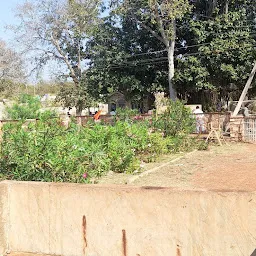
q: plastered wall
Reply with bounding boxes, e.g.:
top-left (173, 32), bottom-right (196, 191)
top-left (1, 181), bottom-right (256, 256)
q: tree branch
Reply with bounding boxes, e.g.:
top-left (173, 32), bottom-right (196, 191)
top-left (153, 2), bottom-right (169, 46)
top-left (131, 13), bottom-right (165, 45)
top-left (51, 33), bottom-right (79, 85)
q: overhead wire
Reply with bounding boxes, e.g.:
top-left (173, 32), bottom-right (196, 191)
top-left (101, 31), bottom-right (256, 61)
top-left (91, 43), bottom-right (256, 71)
top-left (88, 32), bottom-right (256, 70)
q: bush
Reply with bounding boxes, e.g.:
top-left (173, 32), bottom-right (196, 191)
top-left (0, 119), bottom-right (174, 183)
top-left (5, 94), bottom-right (57, 120)
top-left (0, 108), bottom-right (199, 183)
top-left (152, 100), bottom-right (195, 136)
top-left (5, 94), bottom-right (41, 119)
top-left (115, 107), bottom-right (140, 122)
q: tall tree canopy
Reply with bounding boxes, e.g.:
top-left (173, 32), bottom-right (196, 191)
top-left (12, 0), bottom-right (102, 114)
top-left (10, 0), bottom-right (256, 112)
top-left (0, 40), bottom-right (24, 82)
top-left (109, 0), bottom-right (192, 100)
top-left (86, 15), bottom-right (167, 110)
top-left (173, 0), bottom-right (256, 109)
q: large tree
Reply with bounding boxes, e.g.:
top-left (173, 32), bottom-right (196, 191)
top-left (173, 1), bottom-right (256, 110)
top-left (86, 15), bottom-right (167, 110)
top-left (0, 40), bottom-right (24, 82)
top-left (110, 0), bottom-right (191, 100)
top-left (12, 0), bottom-right (101, 114)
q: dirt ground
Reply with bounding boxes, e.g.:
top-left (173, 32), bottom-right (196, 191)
top-left (98, 142), bottom-right (256, 191)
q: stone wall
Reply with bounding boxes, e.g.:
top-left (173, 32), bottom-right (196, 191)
top-left (1, 181), bottom-right (256, 255)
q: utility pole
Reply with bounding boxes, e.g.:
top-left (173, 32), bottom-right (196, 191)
top-left (232, 62), bottom-right (256, 117)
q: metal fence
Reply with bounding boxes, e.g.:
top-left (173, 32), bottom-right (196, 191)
top-left (244, 117), bottom-right (256, 143)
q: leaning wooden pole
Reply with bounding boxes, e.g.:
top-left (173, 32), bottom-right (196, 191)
top-left (232, 61), bottom-right (256, 117)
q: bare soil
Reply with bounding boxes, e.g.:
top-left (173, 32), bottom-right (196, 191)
top-left (98, 142), bottom-right (256, 191)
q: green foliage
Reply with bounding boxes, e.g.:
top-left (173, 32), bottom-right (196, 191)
top-left (56, 83), bottom-right (97, 114)
top-left (5, 94), bottom-right (57, 120)
top-left (175, 5), bottom-right (256, 108)
top-left (0, 116), bottom-right (198, 183)
top-left (8, 0), bottom-right (256, 112)
top-left (87, 0), bottom-right (256, 109)
top-left (115, 107), bottom-right (139, 122)
top-left (86, 16), bottom-right (167, 102)
top-left (197, 140), bottom-right (209, 151)
top-left (152, 100), bottom-right (195, 136)
top-left (5, 94), bottom-right (41, 120)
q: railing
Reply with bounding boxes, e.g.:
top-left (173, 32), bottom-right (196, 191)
top-left (244, 117), bottom-right (256, 143)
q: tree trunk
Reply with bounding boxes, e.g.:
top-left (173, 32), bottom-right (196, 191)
top-left (207, 0), bottom-right (218, 16)
top-left (76, 105), bottom-right (83, 116)
top-left (167, 41), bottom-right (177, 100)
top-left (225, 0), bottom-right (229, 14)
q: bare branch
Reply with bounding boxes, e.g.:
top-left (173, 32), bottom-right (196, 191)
top-left (51, 33), bottom-right (79, 84)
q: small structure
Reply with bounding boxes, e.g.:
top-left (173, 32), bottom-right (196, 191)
top-left (108, 92), bottom-right (155, 114)
top-left (108, 92), bottom-right (131, 113)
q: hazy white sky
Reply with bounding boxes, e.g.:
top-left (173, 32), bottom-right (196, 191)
top-left (0, 0), bottom-right (108, 83)
top-left (0, 0), bottom-right (25, 43)
top-left (0, 0), bottom-right (58, 82)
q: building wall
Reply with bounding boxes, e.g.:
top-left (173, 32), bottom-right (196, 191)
top-left (0, 181), bottom-right (255, 256)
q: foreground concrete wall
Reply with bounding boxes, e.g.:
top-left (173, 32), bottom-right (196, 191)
top-left (3, 182), bottom-right (256, 256)
top-left (0, 182), bottom-right (8, 255)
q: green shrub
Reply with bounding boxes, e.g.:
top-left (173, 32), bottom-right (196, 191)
top-left (197, 141), bottom-right (209, 151)
top-left (0, 109), bottom-right (199, 183)
top-left (115, 107), bottom-right (139, 122)
top-left (152, 100), bottom-right (195, 136)
top-left (0, 119), bottom-right (169, 182)
top-left (5, 94), bottom-right (41, 119)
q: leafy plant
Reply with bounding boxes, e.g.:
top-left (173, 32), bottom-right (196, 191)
top-left (152, 100), bottom-right (195, 136)
top-left (115, 107), bottom-right (139, 122)
top-left (0, 107), bottom-right (199, 183)
top-left (5, 94), bottom-right (41, 120)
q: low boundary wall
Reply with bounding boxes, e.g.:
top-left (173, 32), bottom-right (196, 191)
top-left (1, 181), bottom-right (256, 256)
top-left (0, 183), bottom-right (8, 255)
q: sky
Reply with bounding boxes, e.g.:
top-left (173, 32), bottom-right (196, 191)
top-left (0, 0), bottom-right (55, 82)
top-left (0, 0), bottom-right (109, 83)
top-left (0, 0), bottom-right (24, 44)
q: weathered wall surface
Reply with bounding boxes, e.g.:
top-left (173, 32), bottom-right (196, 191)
top-left (3, 181), bottom-right (256, 256)
top-left (229, 117), bottom-right (244, 141)
top-left (0, 182), bottom-right (8, 255)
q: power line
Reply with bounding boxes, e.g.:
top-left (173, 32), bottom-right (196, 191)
top-left (92, 43), bottom-right (256, 71)
top-left (118, 31), bottom-right (256, 59)
top-left (90, 32), bottom-right (256, 67)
